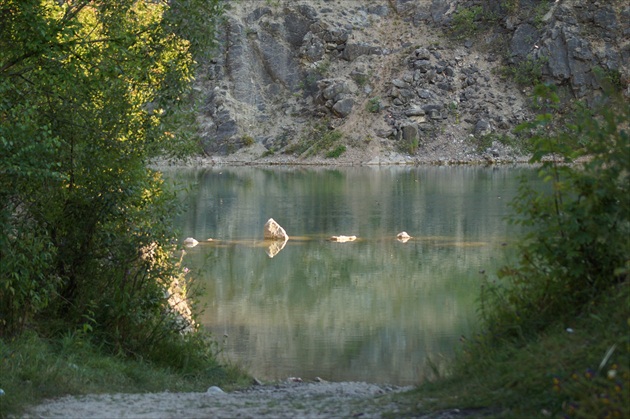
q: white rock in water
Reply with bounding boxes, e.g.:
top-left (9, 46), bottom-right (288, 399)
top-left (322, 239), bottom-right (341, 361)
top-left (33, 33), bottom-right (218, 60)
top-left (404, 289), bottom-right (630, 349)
top-left (183, 237), bottom-right (199, 248)
top-left (263, 218), bottom-right (289, 241)
top-left (396, 231), bottom-right (412, 243)
top-left (329, 235), bottom-right (357, 242)
top-left (206, 386), bottom-right (225, 395)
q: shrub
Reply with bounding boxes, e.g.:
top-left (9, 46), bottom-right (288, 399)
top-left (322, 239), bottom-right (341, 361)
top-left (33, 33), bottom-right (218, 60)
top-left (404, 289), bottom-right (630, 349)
top-left (480, 84), bottom-right (630, 340)
top-left (287, 121), bottom-right (344, 158)
top-left (503, 56), bottom-right (548, 86)
top-left (399, 136), bottom-right (419, 155)
top-left (366, 97), bottom-right (381, 113)
top-left (450, 6), bottom-right (484, 39)
top-left (242, 135), bottom-right (255, 146)
top-left (326, 145), bottom-right (346, 158)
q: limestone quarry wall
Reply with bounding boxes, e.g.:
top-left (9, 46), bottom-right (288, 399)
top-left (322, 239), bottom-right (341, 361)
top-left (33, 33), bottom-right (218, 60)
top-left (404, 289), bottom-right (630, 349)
top-left (195, 0), bottom-right (629, 163)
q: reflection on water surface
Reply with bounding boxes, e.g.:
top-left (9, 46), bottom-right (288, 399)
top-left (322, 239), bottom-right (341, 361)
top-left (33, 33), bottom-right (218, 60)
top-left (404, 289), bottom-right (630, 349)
top-left (164, 166), bottom-right (538, 385)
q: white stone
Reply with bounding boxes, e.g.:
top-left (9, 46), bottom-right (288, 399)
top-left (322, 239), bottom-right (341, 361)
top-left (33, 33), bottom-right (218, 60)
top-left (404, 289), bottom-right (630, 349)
top-left (206, 386), bottom-right (225, 395)
top-left (329, 235), bottom-right (357, 242)
top-left (263, 218), bottom-right (289, 241)
top-left (396, 233), bottom-right (411, 243)
top-left (183, 237), bottom-right (199, 248)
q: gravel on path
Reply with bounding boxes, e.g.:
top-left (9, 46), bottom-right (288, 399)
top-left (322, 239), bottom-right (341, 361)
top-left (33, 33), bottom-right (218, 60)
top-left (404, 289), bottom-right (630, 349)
top-left (23, 381), bottom-right (414, 418)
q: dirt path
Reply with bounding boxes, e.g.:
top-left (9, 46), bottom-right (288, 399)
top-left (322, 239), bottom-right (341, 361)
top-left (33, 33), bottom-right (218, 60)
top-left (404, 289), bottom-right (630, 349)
top-left (23, 381), bottom-right (415, 418)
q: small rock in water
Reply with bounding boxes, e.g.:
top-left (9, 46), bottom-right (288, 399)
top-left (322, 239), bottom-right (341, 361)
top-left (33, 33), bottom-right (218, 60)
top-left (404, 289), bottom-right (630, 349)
top-left (396, 231), bottom-right (411, 242)
top-left (183, 237), bottom-right (199, 248)
top-left (329, 235), bottom-right (357, 242)
top-left (206, 386), bottom-right (225, 395)
top-left (0, 388), bottom-right (5, 396)
top-left (264, 218), bottom-right (289, 241)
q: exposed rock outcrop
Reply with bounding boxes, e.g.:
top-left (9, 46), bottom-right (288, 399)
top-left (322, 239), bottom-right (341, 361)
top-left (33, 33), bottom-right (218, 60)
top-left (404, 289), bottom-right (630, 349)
top-left (195, 0), bottom-right (628, 164)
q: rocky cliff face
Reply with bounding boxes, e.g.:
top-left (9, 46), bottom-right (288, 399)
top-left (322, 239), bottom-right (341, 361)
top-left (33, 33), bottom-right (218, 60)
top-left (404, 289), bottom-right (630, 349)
top-left (195, 0), bottom-right (629, 164)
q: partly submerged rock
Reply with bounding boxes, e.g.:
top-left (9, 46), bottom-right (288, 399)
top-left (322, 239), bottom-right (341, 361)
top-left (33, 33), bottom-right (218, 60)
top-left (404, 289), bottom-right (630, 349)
top-left (264, 218), bottom-right (289, 241)
top-left (183, 237), bottom-right (199, 248)
top-left (329, 235), bottom-right (357, 242)
top-left (396, 231), bottom-right (412, 243)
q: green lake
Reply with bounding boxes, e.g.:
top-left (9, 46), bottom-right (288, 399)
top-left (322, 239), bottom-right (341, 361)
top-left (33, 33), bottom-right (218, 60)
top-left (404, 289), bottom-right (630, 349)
top-left (164, 166), bottom-right (539, 385)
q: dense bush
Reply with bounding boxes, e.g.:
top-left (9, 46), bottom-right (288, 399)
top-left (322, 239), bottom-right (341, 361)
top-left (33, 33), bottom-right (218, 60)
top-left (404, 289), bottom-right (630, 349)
top-left (480, 83), bottom-right (629, 340)
top-left (0, 0), bottom-right (222, 358)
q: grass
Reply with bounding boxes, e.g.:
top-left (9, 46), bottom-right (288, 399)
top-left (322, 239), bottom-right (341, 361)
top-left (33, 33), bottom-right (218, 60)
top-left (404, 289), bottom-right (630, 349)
top-left (390, 282), bottom-right (629, 418)
top-left (326, 145), bottom-right (346, 158)
top-left (286, 121), bottom-right (344, 158)
top-left (502, 56), bottom-right (548, 87)
top-left (366, 97), bottom-right (381, 113)
top-left (0, 330), bottom-right (250, 417)
top-left (450, 6), bottom-right (484, 39)
top-left (470, 130), bottom-right (538, 155)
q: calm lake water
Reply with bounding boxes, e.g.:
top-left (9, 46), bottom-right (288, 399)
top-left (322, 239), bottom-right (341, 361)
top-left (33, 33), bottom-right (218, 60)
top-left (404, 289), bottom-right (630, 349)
top-left (163, 166), bottom-right (538, 385)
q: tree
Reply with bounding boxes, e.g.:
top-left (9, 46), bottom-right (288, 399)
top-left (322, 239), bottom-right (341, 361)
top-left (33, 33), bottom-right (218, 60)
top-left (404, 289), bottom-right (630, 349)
top-left (0, 0), bottom-right (221, 352)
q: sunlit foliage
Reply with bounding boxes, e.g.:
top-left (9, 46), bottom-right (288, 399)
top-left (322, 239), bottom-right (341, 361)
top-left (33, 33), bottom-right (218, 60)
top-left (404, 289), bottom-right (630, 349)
top-left (0, 0), bottom-right (221, 356)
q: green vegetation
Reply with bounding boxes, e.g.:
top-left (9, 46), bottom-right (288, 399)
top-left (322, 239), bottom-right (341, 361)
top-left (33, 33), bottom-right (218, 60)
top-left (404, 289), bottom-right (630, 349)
top-left (447, 101), bottom-right (461, 124)
top-left (471, 132), bottom-right (534, 155)
top-left (533, 1), bottom-right (552, 28)
top-left (448, 4), bottom-right (508, 40)
top-left (0, 1), bottom-right (245, 416)
top-left (242, 135), bottom-right (256, 147)
top-left (450, 5), bottom-right (484, 39)
top-left (503, 56), bottom-right (549, 86)
top-left (399, 135), bottom-right (419, 155)
top-left (286, 121), bottom-right (344, 158)
top-left (351, 69), bottom-right (374, 89)
top-left (366, 97), bottom-right (382, 113)
top-left (264, 0), bottom-right (281, 8)
top-left (489, 85), bottom-right (629, 337)
top-left (0, 331), bottom-right (248, 416)
top-left (300, 58), bottom-right (332, 92)
top-left (599, 67), bottom-right (625, 92)
top-left (501, 0), bottom-right (519, 15)
top-left (402, 284), bottom-right (628, 418)
top-left (404, 84), bottom-right (629, 417)
top-left (326, 145), bottom-right (347, 158)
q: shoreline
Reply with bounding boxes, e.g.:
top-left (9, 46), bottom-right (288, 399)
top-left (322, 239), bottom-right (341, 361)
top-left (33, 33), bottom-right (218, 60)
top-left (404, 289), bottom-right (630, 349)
top-left (151, 149), bottom-right (535, 169)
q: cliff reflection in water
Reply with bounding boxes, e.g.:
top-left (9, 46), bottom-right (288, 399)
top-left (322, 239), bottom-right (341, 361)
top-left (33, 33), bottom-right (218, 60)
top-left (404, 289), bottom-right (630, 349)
top-left (164, 166), bottom-right (538, 385)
